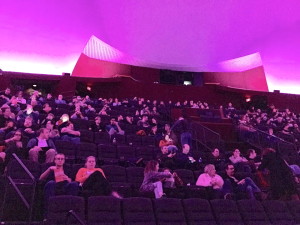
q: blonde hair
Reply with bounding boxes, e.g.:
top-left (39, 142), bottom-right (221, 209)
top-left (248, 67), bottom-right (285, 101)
top-left (204, 164), bottom-right (215, 173)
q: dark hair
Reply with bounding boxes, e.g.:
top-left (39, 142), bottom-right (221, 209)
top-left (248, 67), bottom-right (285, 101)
top-left (144, 160), bottom-right (159, 174)
top-left (247, 149), bottom-right (255, 157)
top-left (224, 163), bottom-right (234, 170)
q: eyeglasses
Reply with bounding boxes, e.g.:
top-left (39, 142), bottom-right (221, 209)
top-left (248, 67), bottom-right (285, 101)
top-left (55, 158), bottom-right (65, 160)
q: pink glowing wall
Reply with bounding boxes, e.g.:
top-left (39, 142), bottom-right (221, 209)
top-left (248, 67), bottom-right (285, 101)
top-left (1, 1), bottom-right (300, 93)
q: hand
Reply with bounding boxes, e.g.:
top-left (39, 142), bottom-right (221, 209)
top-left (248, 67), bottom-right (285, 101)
top-left (237, 179), bottom-right (245, 185)
top-left (33, 146), bottom-right (42, 151)
top-left (49, 166), bottom-right (56, 171)
top-left (63, 175), bottom-right (71, 182)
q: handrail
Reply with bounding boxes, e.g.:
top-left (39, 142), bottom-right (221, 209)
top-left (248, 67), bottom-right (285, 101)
top-left (191, 121), bottom-right (220, 137)
top-left (12, 153), bottom-right (35, 181)
top-left (7, 176), bottom-right (30, 209)
top-left (65, 210), bottom-right (86, 225)
top-left (1, 154), bottom-right (37, 223)
top-left (238, 124), bottom-right (293, 145)
top-left (237, 123), bottom-right (297, 153)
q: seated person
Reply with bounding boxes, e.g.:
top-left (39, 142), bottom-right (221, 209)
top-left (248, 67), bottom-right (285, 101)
top-left (75, 156), bottom-right (121, 198)
top-left (55, 94), bottom-right (66, 105)
top-left (45, 120), bottom-right (60, 141)
top-left (223, 163), bottom-right (262, 200)
top-left (157, 145), bottom-right (176, 170)
top-left (27, 128), bottom-right (56, 163)
top-left (0, 88), bottom-right (12, 103)
top-left (196, 164), bottom-right (224, 198)
top-left (2, 129), bottom-right (26, 164)
top-left (161, 168), bottom-right (184, 190)
top-left (246, 149), bottom-right (261, 172)
top-left (56, 114), bottom-right (70, 132)
top-left (17, 104), bottom-right (39, 123)
top-left (0, 120), bottom-right (16, 137)
top-left (17, 116), bottom-right (37, 139)
top-left (60, 122), bottom-right (81, 144)
top-left (205, 148), bottom-right (226, 171)
top-left (70, 108), bottom-right (88, 120)
top-left (106, 118), bottom-right (124, 136)
top-left (0, 107), bottom-right (15, 129)
top-left (90, 116), bottom-right (106, 132)
top-left (39, 153), bottom-right (79, 216)
top-left (229, 148), bottom-right (251, 173)
top-left (175, 144), bottom-right (196, 170)
top-left (140, 160), bottom-right (172, 198)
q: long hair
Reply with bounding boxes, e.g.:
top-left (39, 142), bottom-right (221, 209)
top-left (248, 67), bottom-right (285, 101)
top-left (144, 160), bottom-right (158, 174)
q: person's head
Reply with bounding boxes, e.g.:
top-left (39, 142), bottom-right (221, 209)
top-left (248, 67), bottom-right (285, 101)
top-left (2, 107), bottom-right (11, 117)
top-left (17, 91), bottom-right (23, 98)
top-left (60, 114), bottom-right (69, 123)
top-left (151, 125), bottom-right (157, 133)
top-left (144, 160), bottom-right (159, 173)
top-left (247, 149), bottom-right (257, 159)
top-left (58, 94), bottom-right (63, 100)
top-left (212, 148), bottom-right (220, 157)
top-left (46, 113), bottom-right (54, 120)
top-left (85, 156), bottom-right (96, 169)
top-left (13, 129), bottom-right (22, 141)
top-left (142, 115), bottom-right (148, 121)
top-left (164, 123), bottom-right (171, 132)
top-left (182, 144), bottom-right (190, 154)
top-left (54, 153), bottom-right (65, 166)
top-left (225, 163), bottom-right (235, 176)
top-left (5, 88), bottom-right (10, 95)
top-left (24, 116), bottom-right (33, 127)
top-left (26, 104), bottom-right (33, 114)
top-left (46, 120), bottom-right (55, 130)
top-left (38, 128), bottom-right (50, 140)
top-left (233, 149), bottom-right (241, 157)
top-left (161, 146), bottom-right (169, 155)
top-left (67, 122), bottom-right (74, 130)
top-left (6, 120), bottom-right (14, 128)
top-left (46, 93), bottom-right (52, 99)
top-left (117, 115), bottom-right (123, 121)
top-left (95, 116), bottom-right (101, 123)
top-left (110, 118), bottom-right (117, 125)
top-left (204, 164), bottom-right (216, 177)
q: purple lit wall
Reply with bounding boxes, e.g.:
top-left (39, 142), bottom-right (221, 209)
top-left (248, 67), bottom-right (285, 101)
top-left (1, 1), bottom-right (300, 93)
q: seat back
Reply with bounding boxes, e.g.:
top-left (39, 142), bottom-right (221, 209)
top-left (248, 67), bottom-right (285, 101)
top-left (262, 200), bottom-right (295, 225)
top-left (237, 200), bottom-right (271, 225)
top-left (210, 199), bottom-right (244, 225)
top-left (88, 196), bottom-right (122, 225)
top-left (153, 198), bottom-right (187, 225)
top-left (122, 197), bottom-right (156, 225)
top-left (47, 196), bottom-right (85, 225)
top-left (183, 198), bottom-right (216, 225)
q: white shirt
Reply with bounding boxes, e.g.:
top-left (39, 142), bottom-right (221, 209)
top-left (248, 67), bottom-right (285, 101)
top-left (196, 173), bottom-right (224, 189)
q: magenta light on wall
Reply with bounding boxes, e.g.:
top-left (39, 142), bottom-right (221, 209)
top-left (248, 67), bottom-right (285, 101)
top-left (1, 0), bottom-right (300, 93)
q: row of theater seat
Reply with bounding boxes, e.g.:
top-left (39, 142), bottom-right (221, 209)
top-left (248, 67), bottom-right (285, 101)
top-left (46, 196), bottom-right (300, 225)
top-left (7, 159), bottom-right (253, 200)
top-left (54, 141), bottom-right (160, 164)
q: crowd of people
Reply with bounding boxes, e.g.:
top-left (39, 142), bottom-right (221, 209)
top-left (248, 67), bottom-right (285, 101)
top-left (0, 87), bottom-right (299, 219)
